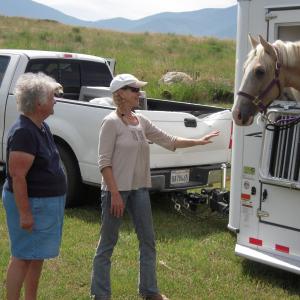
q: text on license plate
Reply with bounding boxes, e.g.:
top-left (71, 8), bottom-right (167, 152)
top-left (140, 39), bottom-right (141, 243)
top-left (170, 169), bottom-right (190, 185)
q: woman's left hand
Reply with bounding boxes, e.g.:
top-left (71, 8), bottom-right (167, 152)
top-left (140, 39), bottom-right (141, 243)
top-left (20, 210), bottom-right (34, 231)
top-left (198, 130), bottom-right (220, 145)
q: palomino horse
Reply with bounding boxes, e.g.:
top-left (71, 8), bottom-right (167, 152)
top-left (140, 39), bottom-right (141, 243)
top-left (232, 34), bottom-right (300, 126)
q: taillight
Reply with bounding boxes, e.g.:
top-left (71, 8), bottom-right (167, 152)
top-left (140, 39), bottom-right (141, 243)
top-left (228, 121), bottom-right (233, 149)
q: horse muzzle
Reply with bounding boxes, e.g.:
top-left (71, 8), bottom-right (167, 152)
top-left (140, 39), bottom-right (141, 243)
top-left (232, 103), bottom-right (255, 126)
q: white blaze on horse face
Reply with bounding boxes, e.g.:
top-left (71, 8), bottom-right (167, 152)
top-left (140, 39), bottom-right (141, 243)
top-left (232, 43), bottom-right (280, 126)
top-left (232, 56), bottom-right (262, 125)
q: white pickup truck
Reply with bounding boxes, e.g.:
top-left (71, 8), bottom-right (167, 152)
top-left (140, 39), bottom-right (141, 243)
top-left (0, 49), bottom-right (232, 206)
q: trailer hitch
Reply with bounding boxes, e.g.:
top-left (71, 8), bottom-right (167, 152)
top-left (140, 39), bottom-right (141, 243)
top-left (170, 188), bottom-right (230, 218)
top-left (208, 188), bottom-right (230, 215)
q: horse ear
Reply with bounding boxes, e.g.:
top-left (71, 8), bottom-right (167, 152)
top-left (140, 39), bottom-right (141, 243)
top-left (248, 34), bottom-right (259, 49)
top-left (259, 35), bottom-right (277, 60)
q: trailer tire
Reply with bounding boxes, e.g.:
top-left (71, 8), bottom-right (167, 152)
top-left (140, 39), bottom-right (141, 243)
top-left (56, 144), bottom-right (82, 207)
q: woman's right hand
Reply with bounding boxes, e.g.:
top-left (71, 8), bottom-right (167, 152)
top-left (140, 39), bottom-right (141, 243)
top-left (20, 211), bottom-right (34, 231)
top-left (110, 191), bottom-right (125, 218)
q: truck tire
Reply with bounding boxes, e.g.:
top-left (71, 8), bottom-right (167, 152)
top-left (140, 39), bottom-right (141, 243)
top-left (56, 144), bottom-right (82, 207)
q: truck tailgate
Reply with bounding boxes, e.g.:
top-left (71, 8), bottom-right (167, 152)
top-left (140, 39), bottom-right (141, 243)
top-left (139, 110), bottom-right (232, 169)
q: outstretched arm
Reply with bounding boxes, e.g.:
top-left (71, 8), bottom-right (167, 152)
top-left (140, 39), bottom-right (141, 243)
top-left (174, 130), bottom-right (220, 148)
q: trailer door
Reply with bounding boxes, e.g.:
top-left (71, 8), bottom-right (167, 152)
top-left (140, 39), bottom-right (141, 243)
top-left (260, 183), bottom-right (300, 230)
top-left (256, 7), bottom-right (300, 257)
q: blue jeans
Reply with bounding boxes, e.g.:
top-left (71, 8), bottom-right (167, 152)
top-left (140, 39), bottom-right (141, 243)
top-left (91, 188), bottom-right (159, 299)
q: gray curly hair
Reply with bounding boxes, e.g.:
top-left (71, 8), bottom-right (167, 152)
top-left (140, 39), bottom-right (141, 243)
top-left (15, 72), bottom-right (62, 114)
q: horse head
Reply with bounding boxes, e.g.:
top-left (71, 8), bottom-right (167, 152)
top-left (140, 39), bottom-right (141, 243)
top-left (232, 34), bottom-right (283, 126)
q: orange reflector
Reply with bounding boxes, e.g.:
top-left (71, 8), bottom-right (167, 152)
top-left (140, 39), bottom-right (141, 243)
top-left (249, 237), bottom-right (262, 246)
top-left (63, 53), bottom-right (73, 58)
top-left (275, 244), bottom-right (289, 254)
top-left (241, 193), bottom-right (251, 200)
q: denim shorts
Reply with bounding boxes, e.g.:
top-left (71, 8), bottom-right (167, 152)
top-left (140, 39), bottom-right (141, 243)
top-left (2, 189), bottom-right (65, 260)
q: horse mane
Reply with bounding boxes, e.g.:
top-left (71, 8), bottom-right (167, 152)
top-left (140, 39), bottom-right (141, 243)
top-left (244, 39), bottom-right (300, 70)
top-left (273, 39), bottom-right (300, 67)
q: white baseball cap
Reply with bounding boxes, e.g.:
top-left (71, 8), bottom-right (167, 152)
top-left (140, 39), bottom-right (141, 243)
top-left (110, 74), bottom-right (147, 93)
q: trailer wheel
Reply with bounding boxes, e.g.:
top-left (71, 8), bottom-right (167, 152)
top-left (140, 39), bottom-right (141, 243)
top-left (56, 144), bottom-right (82, 207)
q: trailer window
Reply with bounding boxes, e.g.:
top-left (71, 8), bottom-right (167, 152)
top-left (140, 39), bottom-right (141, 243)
top-left (278, 25), bottom-right (300, 41)
top-left (0, 56), bottom-right (10, 87)
top-left (260, 110), bottom-right (300, 188)
top-left (269, 115), bottom-right (300, 182)
top-left (269, 16), bottom-right (300, 102)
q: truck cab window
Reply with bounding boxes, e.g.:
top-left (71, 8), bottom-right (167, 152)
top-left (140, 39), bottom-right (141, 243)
top-left (27, 62), bottom-right (59, 82)
top-left (0, 56), bottom-right (10, 87)
top-left (81, 61), bottom-right (113, 87)
top-left (59, 62), bottom-right (80, 100)
top-left (26, 59), bottom-right (81, 100)
top-left (26, 59), bottom-right (112, 100)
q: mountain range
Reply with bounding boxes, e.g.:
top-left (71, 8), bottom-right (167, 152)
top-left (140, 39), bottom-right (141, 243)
top-left (0, 0), bottom-right (237, 39)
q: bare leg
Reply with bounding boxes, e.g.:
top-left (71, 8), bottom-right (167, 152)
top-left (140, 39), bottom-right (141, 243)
top-left (6, 257), bottom-right (31, 300)
top-left (24, 260), bottom-right (44, 300)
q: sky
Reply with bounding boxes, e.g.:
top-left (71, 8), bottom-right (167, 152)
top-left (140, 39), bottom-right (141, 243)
top-left (33, 0), bottom-right (237, 21)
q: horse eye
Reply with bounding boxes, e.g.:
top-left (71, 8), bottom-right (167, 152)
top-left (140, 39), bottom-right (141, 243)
top-left (255, 67), bottom-right (265, 78)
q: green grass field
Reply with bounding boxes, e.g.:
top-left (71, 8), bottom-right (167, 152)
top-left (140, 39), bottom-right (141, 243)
top-left (1, 193), bottom-right (300, 300)
top-left (0, 15), bottom-right (235, 105)
top-left (1, 14), bottom-right (300, 300)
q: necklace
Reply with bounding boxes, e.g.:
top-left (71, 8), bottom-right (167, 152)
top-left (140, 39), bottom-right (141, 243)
top-left (117, 109), bottom-right (126, 117)
top-left (116, 109), bottom-right (138, 125)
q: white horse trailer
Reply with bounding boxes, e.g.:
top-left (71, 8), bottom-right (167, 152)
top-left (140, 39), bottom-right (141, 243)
top-left (229, 0), bottom-right (300, 274)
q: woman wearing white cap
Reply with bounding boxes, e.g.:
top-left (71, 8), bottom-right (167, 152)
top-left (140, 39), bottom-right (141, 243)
top-left (91, 74), bottom-right (219, 300)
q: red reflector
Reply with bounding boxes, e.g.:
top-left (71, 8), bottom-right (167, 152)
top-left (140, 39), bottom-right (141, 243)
top-left (275, 244), bottom-right (289, 254)
top-left (63, 53), bottom-right (73, 58)
top-left (241, 193), bottom-right (251, 200)
top-left (249, 237), bottom-right (262, 246)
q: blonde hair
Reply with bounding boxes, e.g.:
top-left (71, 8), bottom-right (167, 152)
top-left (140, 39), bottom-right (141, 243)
top-left (112, 90), bottom-right (125, 107)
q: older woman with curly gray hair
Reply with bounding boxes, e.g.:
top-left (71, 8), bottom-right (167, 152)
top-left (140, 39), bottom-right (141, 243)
top-left (2, 72), bottom-right (66, 300)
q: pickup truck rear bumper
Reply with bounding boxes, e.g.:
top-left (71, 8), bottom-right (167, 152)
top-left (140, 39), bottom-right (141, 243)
top-left (150, 163), bottom-right (228, 192)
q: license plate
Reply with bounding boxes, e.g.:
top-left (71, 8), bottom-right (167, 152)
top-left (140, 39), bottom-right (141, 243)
top-left (170, 169), bottom-right (190, 185)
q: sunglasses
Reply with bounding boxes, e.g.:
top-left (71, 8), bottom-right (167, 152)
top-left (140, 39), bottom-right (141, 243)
top-left (122, 86), bottom-right (140, 93)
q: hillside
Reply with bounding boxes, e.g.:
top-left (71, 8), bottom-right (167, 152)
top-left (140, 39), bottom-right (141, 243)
top-left (0, 15), bottom-right (236, 104)
top-left (0, 0), bottom-right (237, 39)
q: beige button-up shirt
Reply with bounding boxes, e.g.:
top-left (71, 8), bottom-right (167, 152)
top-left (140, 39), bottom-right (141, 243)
top-left (98, 111), bottom-right (176, 191)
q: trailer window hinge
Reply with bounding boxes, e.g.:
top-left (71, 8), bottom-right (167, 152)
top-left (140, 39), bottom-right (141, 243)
top-left (265, 12), bottom-right (277, 21)
top-left (257, 209), bottom-right (269, 218)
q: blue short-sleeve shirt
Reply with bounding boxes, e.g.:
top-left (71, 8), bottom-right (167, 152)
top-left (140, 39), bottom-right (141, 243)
top-left (4, 115), bottom-right (67, 197)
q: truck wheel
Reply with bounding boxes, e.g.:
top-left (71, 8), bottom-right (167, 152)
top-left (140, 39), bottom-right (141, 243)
top-left (56, 144), bottom-right (82, 207)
